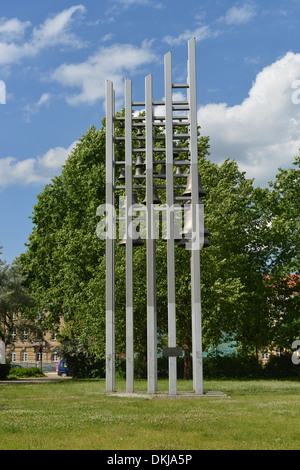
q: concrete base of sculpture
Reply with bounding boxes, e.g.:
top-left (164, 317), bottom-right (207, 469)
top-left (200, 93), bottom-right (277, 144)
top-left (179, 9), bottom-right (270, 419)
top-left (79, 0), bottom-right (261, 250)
top-left (106, 390), bottom-right (229, 399)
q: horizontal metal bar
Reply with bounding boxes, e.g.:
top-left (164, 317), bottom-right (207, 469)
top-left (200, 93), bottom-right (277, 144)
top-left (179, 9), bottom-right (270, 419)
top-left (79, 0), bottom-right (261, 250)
top-left (173, 106), bottom-right (189, 111)
top-left (172, 83), bottom-right (189, 88)
top-left (133, 147), bottom-right (188, 153)
top-left (154, 115), bottom-right (189, 120)
top-left (154, 174), bottom-right (188, 179)
top-left (152, 148), bottom-right (189, 153)
top-left (153, 160), bottom-right (190, 165)
top-left (173, 160), bottom-right (190, 165)
top-left (173, 134), bottom-right (190, 139)
top-left (132, 147), bottom-right (188, 153)
top-left (114, 185), bottom-right (147, 190)
top-left (172, 101), bottom-right (188, 105)
top-left (172, 121), bottom-right (190, 126)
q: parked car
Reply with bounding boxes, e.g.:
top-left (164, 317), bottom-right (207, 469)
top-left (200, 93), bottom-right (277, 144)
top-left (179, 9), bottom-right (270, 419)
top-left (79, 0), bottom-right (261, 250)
top-left (10, 364), bottom-right (22, 368)
top-left (57, 359), bottom-right (71, 377)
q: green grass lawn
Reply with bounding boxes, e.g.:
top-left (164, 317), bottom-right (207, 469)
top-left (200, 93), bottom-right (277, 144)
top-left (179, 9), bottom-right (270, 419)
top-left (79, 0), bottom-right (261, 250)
top-left (0, 378), bottom-right (299, 450)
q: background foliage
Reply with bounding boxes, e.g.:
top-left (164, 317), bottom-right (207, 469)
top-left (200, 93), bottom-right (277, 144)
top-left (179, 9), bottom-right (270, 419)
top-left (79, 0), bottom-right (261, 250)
top-left (17, 119), bottom-right (300, 377)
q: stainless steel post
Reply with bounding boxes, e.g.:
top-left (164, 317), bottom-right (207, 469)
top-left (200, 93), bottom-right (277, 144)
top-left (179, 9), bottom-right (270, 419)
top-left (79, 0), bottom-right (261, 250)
top-left (164, 51), bottom-right (177, 395)
top-left (145, 74), bottom-right (157, 394)
top-left (105, 80), bottom-right (116, 392)
top-left (125, 79), bottom-right (134, 393)
top-left (188, 38), bottom-right (203, 395)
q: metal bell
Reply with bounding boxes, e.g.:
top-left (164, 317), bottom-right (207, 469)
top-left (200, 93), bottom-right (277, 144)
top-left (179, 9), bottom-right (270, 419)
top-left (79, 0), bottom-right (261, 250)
top-left (177, 237), bottom-right (211, 249)
top-left (181, 207), bottom-right (211, 238)
top-left (142, 186), bottom-right (161, 204)
top-left (119, 167), bottom-right (125, 180)
top-left (152, 186), bottom-right (162, 204)
top-left (178, 204), bottom-right (211, 249)
top-left (175, 166), bottom-right (184, 175)
top-left (135, 155), bottom-right (145, 167)
top-left (182, 173), bottom-right (207, 197)
top-left (120, 192), bottom-right (140, 209)
top-left (134, 167), bottom-right (145, 177)
top-left (132, 191), bottom-right (139, 206)
top-left (160, 165), bottom-right (166, 176)
top-left (120, 222), bottom-right (144, 247)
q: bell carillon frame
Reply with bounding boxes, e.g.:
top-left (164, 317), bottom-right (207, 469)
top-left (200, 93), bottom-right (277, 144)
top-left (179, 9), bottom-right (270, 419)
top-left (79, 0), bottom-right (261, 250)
top-left (104, 38), bottom-right (210, 396)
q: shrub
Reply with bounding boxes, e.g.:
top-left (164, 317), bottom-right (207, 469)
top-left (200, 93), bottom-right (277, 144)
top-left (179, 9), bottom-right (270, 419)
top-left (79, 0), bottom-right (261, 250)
top-left (7, 367), bottom-right (45, 379)
top-left (263, 352), bottom-right (300, 378)
top-left (203, 354), bottom-right (264, 379)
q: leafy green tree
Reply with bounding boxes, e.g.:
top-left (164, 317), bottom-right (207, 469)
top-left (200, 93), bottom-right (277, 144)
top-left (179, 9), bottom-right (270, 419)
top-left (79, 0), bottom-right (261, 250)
top-left (268, 156), bottom-right (300, 276)
top-left (0, 250), bottom-right (35, 350)
top-left (20, 121), bottom-right (298, 378)
top-left (255, 156), bottom-right (300, 351)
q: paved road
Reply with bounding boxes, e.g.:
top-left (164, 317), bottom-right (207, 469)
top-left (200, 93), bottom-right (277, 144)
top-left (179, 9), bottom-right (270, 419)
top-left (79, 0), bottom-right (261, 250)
top-left (0, 372), bottom-right (72, 384)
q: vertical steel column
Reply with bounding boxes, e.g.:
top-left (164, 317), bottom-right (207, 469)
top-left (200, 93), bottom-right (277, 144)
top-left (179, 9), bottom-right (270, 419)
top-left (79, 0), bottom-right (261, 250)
top-left (164, 52), bottom-right (177, 395)
top-left (105, 80), bottom-right (116, 392)
top-left (145, 74), bottom-right (157, 394)
top-left (188, 38), bottom-right (203, 395)
top-left (125, 79), bottom-right (134, 393)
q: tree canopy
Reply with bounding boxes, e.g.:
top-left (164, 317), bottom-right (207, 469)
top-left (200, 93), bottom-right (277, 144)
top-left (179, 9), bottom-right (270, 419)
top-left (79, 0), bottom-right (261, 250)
top-left (18, 119), bottom-right (300, 376)
top-left (0, 248), bottom-right (35, 347)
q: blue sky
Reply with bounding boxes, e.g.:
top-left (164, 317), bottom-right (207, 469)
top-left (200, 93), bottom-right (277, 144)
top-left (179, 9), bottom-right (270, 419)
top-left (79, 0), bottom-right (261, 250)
top-left (1, 0), bottom-right (300, 264)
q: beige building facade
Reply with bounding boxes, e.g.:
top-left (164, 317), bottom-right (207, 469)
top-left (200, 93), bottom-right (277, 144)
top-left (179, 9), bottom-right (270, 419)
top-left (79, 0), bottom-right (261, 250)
top-left (7, 328), bottom-right (62, 372)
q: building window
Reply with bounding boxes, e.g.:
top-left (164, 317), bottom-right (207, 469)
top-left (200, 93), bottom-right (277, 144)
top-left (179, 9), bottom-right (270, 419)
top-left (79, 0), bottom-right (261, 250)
top-left (52, 351), bottom-right (58, 362)
top-left (23, 331), bottom-right (28, 342)
top-left (36, 352), bottom-right (43, 361)
top-left (262, 349), bottom-right (269, 360)
top-left (276, 347), bottom-right (281, 357)
top-left (21, 351), bottom-right (27, 362)
top-left (10, 351), bottom-right (16, 362)
top-left (36, 311), bottom-right (44, 321)
top-left (11, 330), bottom-right (17, 342)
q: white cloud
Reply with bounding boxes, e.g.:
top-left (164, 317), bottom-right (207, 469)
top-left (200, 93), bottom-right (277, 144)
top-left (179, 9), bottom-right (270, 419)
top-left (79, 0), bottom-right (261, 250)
top-left (221, 3), bottom-right (256, 25)
top-left (111, 0), bottom-right (163, 8)
top-left (197, 52), bottom-right (300, 186)
top-left (51, 41), bottom-right (158, 106)
top-left (30, 5), bottom-right (86, 49)
top-left (0, 17), bottom-right (31, 41)
top-left (164, 25), bottom-right (219, 47)
top-left (0, 142), bottom-right (77, 189)
top-left (0, 5), bottom-right (86, 67)
top-left (23, 93), bottom-right (52, 121)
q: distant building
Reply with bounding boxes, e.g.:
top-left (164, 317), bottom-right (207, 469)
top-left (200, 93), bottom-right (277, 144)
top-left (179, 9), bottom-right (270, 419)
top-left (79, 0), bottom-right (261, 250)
top-left (6, 312), bottom-right (62, 372)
